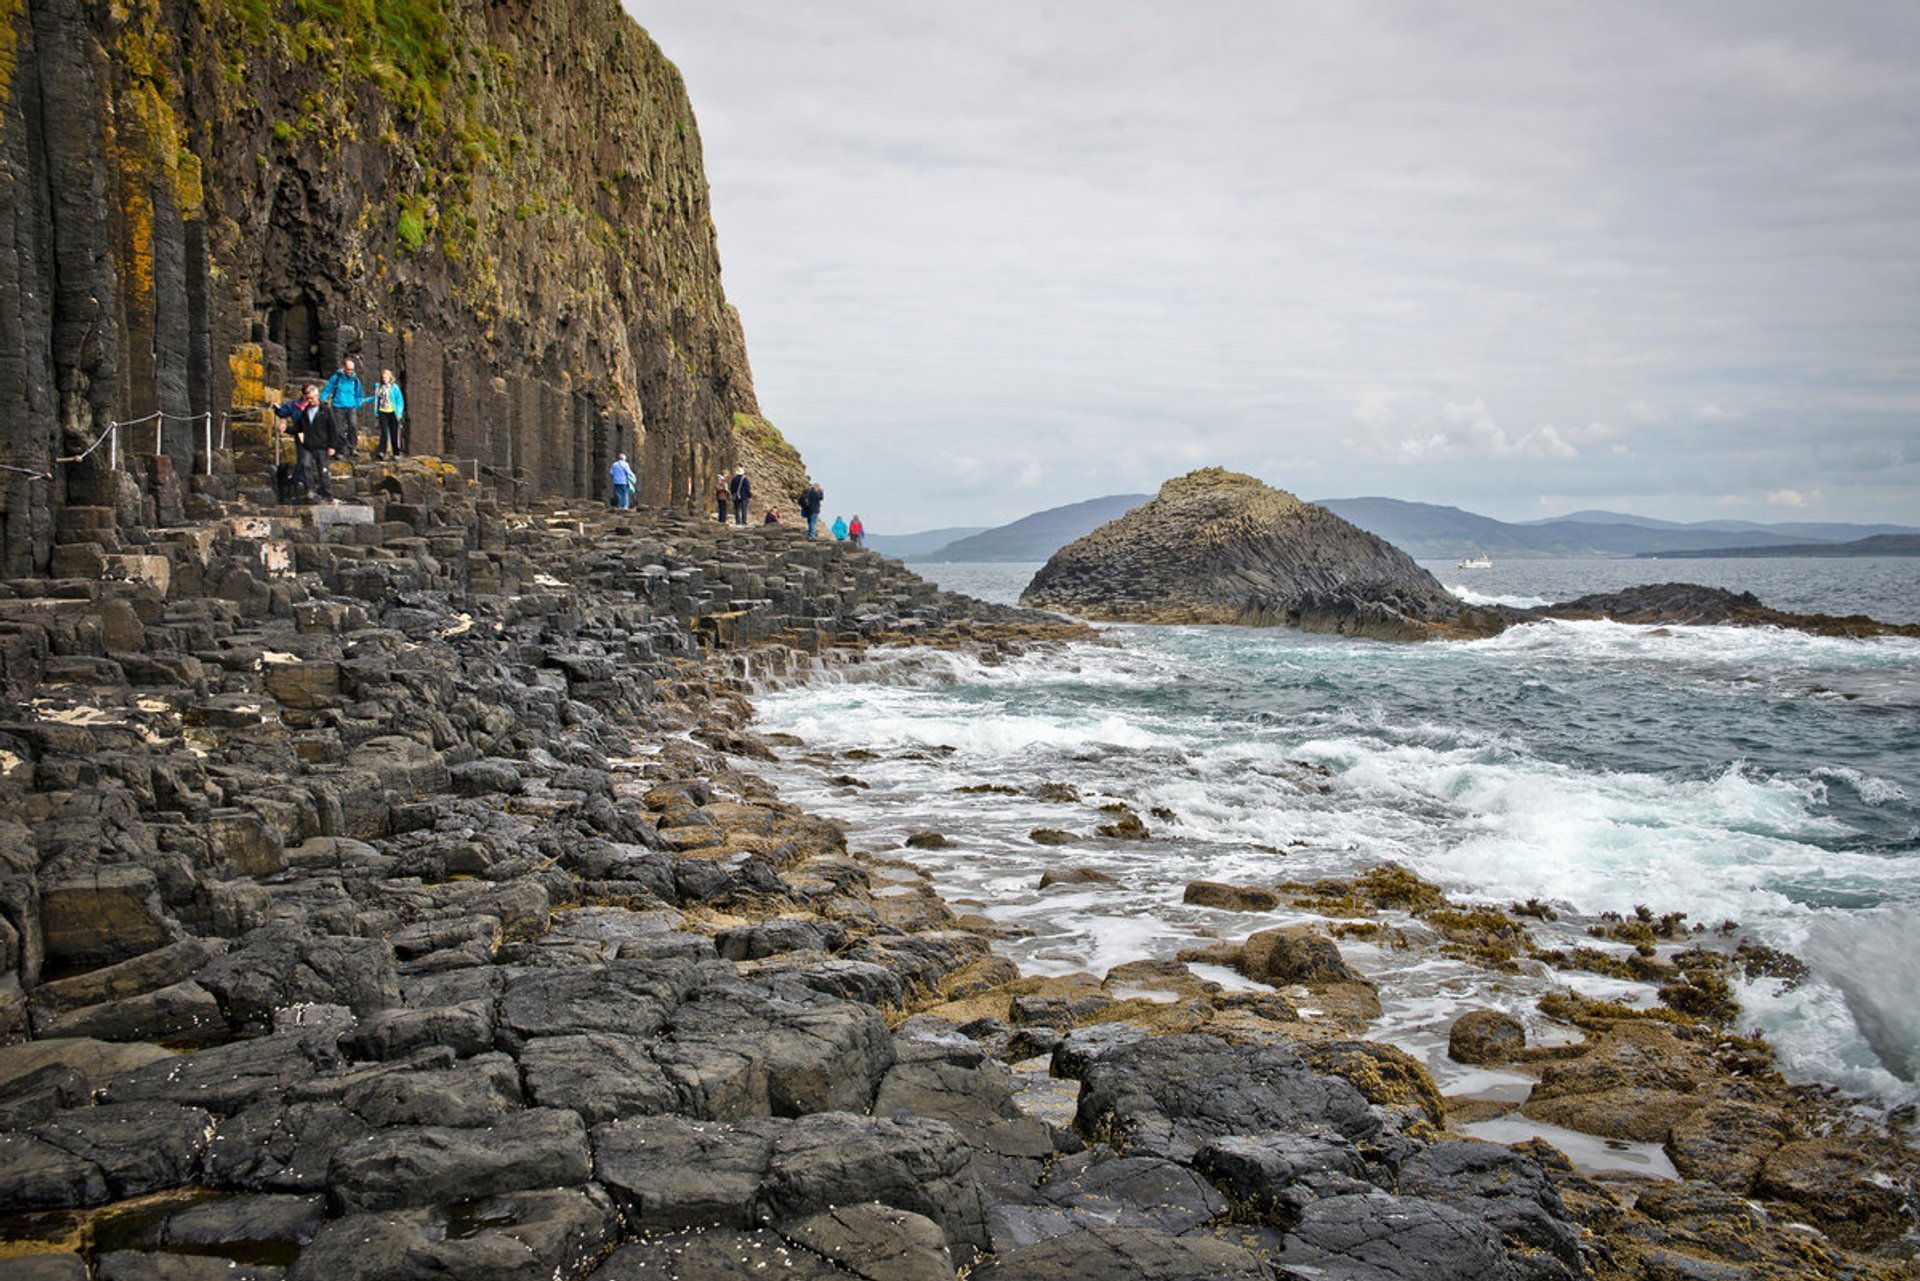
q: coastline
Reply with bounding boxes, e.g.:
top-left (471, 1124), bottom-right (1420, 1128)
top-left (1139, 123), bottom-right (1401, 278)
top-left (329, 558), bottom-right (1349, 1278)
top-left (0, 472), bottom-right (1912, 1276)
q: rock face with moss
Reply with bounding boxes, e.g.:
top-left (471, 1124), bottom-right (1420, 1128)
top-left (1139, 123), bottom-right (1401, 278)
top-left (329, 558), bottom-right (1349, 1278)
top-left (1021, 468), bottom-right (1503, 640)
top-left (0, 0), bottom-right (775, 571)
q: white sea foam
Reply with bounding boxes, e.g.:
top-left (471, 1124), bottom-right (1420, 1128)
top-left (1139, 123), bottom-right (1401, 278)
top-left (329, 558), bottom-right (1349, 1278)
top-left (753, 615), bottom-right (1920, 1107)
top-left (1446, 584), bottom-right (1552, 609)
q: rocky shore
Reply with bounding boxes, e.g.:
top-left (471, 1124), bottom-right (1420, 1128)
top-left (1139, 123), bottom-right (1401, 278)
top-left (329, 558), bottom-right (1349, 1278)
top-left (0, 462), bottom-right (1913, 1279)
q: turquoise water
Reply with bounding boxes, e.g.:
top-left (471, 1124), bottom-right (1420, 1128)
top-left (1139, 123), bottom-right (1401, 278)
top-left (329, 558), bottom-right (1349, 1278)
top-left (752, 560), bottom-right (1920, 1107)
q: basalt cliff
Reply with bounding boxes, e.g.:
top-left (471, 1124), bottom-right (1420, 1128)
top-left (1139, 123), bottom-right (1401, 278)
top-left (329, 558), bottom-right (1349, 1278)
top-left (1021, 469), bottom-right (1507, 640)
top-left (1, 0), bottom-right (777, 574)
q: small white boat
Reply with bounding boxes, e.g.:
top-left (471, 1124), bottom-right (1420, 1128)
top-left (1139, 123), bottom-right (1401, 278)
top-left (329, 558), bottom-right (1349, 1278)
top-left (1456, 554), bottom-right (1492, 569)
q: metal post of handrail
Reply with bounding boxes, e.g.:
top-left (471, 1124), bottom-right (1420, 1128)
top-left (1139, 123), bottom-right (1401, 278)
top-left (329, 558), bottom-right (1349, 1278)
top-left (108, 423), bottom-right (117, 471)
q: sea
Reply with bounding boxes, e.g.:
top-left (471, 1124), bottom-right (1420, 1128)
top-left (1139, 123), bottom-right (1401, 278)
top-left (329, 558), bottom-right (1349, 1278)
top-left (749, 557), bottom-right (1920, 1117)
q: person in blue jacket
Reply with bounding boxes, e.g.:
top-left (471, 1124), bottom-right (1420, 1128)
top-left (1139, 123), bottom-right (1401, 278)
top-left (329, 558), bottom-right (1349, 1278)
top-left (372, 368), bottom-right (406, 459)
top-left (321, 357), bottom-right (366, 457)
top-left (729, 467), bottom-right (752, 525)
top-left (797, 478), bottom-right (824, 539)
top-left (609, 454), bottom-right (636, 509)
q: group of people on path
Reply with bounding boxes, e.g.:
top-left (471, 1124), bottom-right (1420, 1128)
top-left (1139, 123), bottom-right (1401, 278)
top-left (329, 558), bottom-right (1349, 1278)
top-left (271, 356), bottom-right (407, 503)
top-left (711, 470), bottom-right (860, 544)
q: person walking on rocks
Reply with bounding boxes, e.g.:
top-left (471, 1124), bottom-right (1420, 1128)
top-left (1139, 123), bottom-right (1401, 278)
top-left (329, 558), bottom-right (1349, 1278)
top-left (714, 471), bottom-right (731, 524)
top-left (609, 453), bottom-right (636, 509)
top-left (372, 368), bottom-right (405, 459)
top-left (798, 477), bottom-right (824, 539)
top-left (321, 357), bottom-right (366, 457)
top-left (730, 466), bottom-right (752, 526)
top-left (849, 514), bottom-right (865, 548)
top-left (274, 382), bottom-right (336, 501)
top-left (830, 515), bottom-right (848, 541)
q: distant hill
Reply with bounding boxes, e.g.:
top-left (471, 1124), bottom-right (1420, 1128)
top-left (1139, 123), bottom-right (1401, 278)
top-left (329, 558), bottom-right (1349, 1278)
top-left (1636, 534), bottom-right (1920, 559)
top-left (891, 493), bottom-right (1920, 565)
top-left (1314, 497), bottom-right (1918, 559)
top-left (912, 494), bottom-right (1151, 562)
top-left (1528, 509), bottom-right (1919, 543)
top-left (862, 526), bottom-right (989, 558)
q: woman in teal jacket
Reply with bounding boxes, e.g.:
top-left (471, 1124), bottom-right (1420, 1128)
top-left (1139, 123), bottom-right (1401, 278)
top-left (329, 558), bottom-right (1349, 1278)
top-left (372, 368), bottom-right (406, 458)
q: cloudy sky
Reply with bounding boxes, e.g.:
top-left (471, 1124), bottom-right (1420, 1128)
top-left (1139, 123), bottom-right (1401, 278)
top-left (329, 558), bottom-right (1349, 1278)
top-left (631, 2), bottom-right (1919, 532)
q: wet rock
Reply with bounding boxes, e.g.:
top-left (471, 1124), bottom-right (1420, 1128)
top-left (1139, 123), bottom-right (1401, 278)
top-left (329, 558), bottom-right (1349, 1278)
top-left (494, 958), bottom-right (701, 1047)
top-left (1753, 1137), bottom-right (1910, 1249)
top-left (326, 1106), bottom-right (592, 1212)
top-left (1075, 1033), bottom-right (1380, 1160)
top-left (103, 1028), bottom-right (342, 1115)
top-left (1037, 866), bottom-right (1119, 889)
top-left (34, 979), bottom-right (225, 1042)
top-left (1182, 881), bottom-right (1279, 911)
top-left (38, 866), bottom-right (176, 966)
top-left (197, 924), bottom-right (400, 1027)
top-left (1029, 828), bottom-right (1077, 846)
top-left (26, 1101), bottom-right (214, 1199)
top-left (1664, 1098), bottom-right (1796, 1192)
top-left (1043, 1151), bottom-right (1228, 1237)
top-left (655, 982), bottom-right (894, 1118)
top-left (0, 1130), bottom-right (111, 1207)
top-left (969, 1225), bottom-right (1275, 1280)
top-left (95, 1255), bottom-right (285, 1281)
top-left (450, 757), bottom-right (524, 795)
top-left (1240, 925), bottom-right (1360, 985)
top-left (1051, 1023), bottom-right (1151, 1079)
top-left (287, 1185), bottom-right (619, 1281)
top-left (591, 1112), bottom-right (777, 1232)
top-left (906, 831), bottom-right (952, 849)
top-left (129, 1192), bottom-right (326, 1255)
top-left (339, 999), bottom-right (494, 1061)
top-left (27, 937), bottom-right (216, 1016)
top-left (1396, 1139), bottom-right (1582, 1279)
top-left (336, 1053), bottom-right (524, 1128)
top-left (519, 1031), bottom-right (676, 1123)
top-left (594, 1111), bottom-right (989, 1255)
top-left (1192, 1132), bottom-right (1377, 1222)
top-left (1447, 1009), bottom-right (1526, 1064)
top-left (591, 1230), bottom-right (845, 1280)
top-left (0, 1258), bottom-right (89, 1281)
top-left (779, 1202), bottom-right (957, 1281)
top-left (1278, 1191), bottom-right (1519, 1280)
top-left (873, 1056), bottom-right (1056, 1161)
top-left (715, 918), bottom-right (827, 960)
top-left (1300, 1040), bottom-right (1445, 1127)
top-left (205, 1101), bottom-right (378, 1192)
top-left (1521, 1022), bottom-right (1715, 1143)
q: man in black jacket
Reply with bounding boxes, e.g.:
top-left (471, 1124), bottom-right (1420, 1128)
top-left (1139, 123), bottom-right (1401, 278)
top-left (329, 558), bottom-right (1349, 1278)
top-left (273, 383), bottom-right (337, 501)
top-left (729, 467), bottom-right (752, 525)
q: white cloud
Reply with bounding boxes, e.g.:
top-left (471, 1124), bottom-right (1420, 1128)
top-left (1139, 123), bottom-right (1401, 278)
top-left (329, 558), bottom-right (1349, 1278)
top-left (1352, 391), bottom-right (1396, 429)
top-left (636, 0), bottom-right (1920, 528)
top-left (1766, 488), bottom-right (1819, 509)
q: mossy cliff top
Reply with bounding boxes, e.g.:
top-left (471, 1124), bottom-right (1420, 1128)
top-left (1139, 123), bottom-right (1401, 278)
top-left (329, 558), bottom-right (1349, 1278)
top-left (0, 0), bottom-right (789, 569)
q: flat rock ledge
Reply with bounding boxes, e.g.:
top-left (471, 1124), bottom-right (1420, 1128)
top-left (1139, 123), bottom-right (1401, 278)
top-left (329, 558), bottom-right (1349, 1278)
top-left (0, 466), bottom-right (1910, 1279)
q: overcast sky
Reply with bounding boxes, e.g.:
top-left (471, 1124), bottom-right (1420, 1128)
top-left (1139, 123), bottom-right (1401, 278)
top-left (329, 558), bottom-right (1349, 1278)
top-left (629, 2), bottom-right (1919, 532)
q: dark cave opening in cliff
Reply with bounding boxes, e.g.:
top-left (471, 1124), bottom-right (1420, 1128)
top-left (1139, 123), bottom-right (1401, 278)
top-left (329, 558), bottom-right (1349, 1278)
top-left (268, 294), bottom-right (322, 380)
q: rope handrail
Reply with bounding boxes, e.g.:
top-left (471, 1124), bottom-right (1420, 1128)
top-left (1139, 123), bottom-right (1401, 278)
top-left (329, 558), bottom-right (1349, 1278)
top-left (54, 408), bottom-right (220, 465)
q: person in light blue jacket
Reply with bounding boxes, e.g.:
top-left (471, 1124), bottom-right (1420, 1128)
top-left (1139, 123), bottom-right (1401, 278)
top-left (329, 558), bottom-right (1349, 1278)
top-left (609, 454), bottom-right (635, 509)
top-left (372, 368), bottom-right (406, 458)
top-left (321, 358), bottom-right (367, 457)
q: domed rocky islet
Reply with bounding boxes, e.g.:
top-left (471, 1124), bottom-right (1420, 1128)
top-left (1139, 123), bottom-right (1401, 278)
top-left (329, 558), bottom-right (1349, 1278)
top-left (1019, 469), bottom-right (1506, 640)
